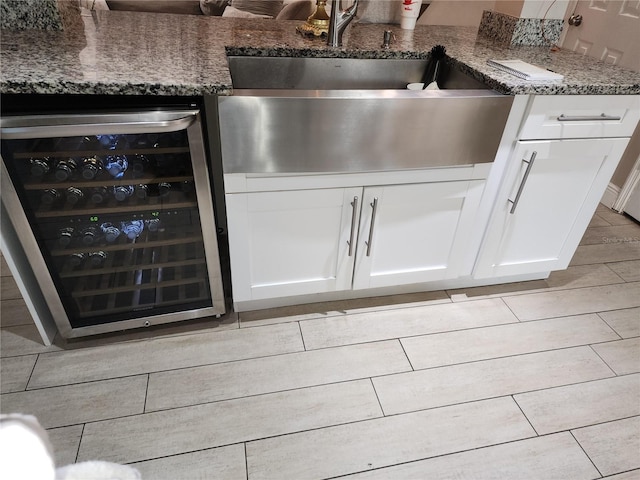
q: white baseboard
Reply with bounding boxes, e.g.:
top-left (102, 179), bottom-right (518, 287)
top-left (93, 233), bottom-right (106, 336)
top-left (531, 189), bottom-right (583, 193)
top-left (600, 182), bottom-right (621, 209)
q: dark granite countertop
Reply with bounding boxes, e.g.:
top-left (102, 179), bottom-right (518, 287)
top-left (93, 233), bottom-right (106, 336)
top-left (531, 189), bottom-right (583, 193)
top-left (1, 9), bottom-right (639, 96)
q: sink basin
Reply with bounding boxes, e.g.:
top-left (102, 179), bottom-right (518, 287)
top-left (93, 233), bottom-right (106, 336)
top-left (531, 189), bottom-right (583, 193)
top-left (219, 55), bottom-right (514, 174)
top-left (227, 56), bottom-right (489, 90)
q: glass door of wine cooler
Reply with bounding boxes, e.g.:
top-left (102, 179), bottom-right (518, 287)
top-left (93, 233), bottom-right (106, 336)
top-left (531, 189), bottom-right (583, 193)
top-left (1, 109), bottom-right (225, 338)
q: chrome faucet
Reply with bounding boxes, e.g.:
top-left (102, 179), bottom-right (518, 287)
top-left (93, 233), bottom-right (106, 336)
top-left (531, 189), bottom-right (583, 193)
top-left (327, 0), bottom-right (359, 47)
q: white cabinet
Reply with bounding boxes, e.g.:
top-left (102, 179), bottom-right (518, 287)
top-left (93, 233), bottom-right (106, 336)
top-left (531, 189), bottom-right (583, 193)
top-left (474, 94), bottom-right (638, 279)
top-left (352, 180), bottom-right (485, 289)
top-left (225, 187), bottom-right (360, 302)
top-left (226, 171), bottom-right (486, 304)
top-left (474, 138), bottom-right (629, 278)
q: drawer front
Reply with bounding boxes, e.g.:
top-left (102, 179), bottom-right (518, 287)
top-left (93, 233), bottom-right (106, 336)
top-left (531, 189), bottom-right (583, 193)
top-left (520, 95), bottom-right (640, 140)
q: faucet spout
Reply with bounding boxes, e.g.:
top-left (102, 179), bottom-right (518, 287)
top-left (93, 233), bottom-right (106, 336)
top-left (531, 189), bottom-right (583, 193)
top-left (327, 0), bottom-right (359, 47)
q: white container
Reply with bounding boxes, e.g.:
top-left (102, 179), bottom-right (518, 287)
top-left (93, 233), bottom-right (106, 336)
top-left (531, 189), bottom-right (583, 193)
top-left (400, 0), bottom-right (422, 30)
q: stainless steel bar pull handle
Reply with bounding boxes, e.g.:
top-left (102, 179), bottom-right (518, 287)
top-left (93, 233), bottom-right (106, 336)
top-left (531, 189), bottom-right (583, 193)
top-left (557, 113), bottom-right (621, 122)
top-left (508, 152), bottom-right (537, 214)
top-left (365, 197), bottom-right (379, 257)
top-left (348, 196), bottom-right (358, 256)
top-left (0, 110), bottom-right (199, 139)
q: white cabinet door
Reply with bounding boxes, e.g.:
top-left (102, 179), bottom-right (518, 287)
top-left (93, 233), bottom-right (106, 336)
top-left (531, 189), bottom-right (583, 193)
top-left (352, 180), bottom-right (485, 290)
top-left (226, 187), bottom-right (361, 302)
top-left (474, 137), bottom-right (630, 278)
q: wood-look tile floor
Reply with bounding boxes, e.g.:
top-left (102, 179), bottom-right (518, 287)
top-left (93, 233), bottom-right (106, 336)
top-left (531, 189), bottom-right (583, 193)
top-left (1, 204), bottom-right (639, 479)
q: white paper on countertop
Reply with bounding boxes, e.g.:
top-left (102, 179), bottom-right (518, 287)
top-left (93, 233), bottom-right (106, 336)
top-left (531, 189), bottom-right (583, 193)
top-left (487, 59), bottom-right (564, 81)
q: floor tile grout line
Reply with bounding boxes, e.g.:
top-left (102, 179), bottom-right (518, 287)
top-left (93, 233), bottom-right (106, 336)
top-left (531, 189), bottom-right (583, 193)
top-left (376, 375), bottom-right (626, 420)
top-left (322, 432), bottom-right (576, 480)
top-left (588, 344), bottom-right (620, 377)
top-left (601, 261), bottom-right (631, 284)
top-left (596, 312), bottom-right (626, 341)
top-left (142, 374), bottom-right (150, 414)
top-left (570, 430), bottom-right (603, 478)
top-left (568, 414), bottom-right (640, 433)
top-left (145, 377), bottom-right (396, 415)
top-left (12, 372), bottom-right (156, 394)
top-left (387, 343), bottom-right (616, 375)
top-left (368, 377), bottom-right (387, 417)
top-left (397, 338), bottom-right (415, 371)
top-left (23, 352), bottom-right (39, 392)
top-left (297, 321), bottom-right (307, 351)
top-left (302, 320), bottom-right (523, 352)
top-left (498, 296), bottom-right (524, 322)
top-left (500, 280), bottom-right (640, 305)
top-left (73, 423), bottom-right (85, 464)
top-left (244, 442), bottom-right (248, 480)
top-left (511, 394), bottom-right (540, 436)
top-left (121, 442), bottom-right (247, 468)
top-left (502, 305), bottom-right (640, 325)
top-left (549, 414), bottom-right (640, 443)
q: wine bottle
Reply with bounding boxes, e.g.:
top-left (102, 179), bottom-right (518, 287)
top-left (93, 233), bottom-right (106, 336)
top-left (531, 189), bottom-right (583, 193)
top-left (80, 226), bottom-right (100, 245)
top-left (41, 188), bottom-right (62, 205)
top-left (134, 184), bottom-right (148, 199)
top-left (65, 187), bottom-right (84, 205)
top-left (100, 222), bottom-right (121, 242)
top-left (96, 134), bottom-right (117, 149)
top-left (89, 251), bottom-right (108, 267)
top-left (90, 186), bottom-right (109, 204)
top-left (145, 218), bottom-right (162, 232)
top-left (104, 154), bottom-right (128, 179)
top-left (158, 182), bottom-right (172, 198)
top-left (131, 154), bottom-right (150, 178)
top-left (57, 227), bottom-right (75, 247)
top-left (29, 157), bottom-right (52, 177)
top-left (54, 158), bottom-right (78, 181)
top-left (113, 185), bottom-right (134, 202)
top-left (81, 156), bottom-right (103, 180)
top-left (120, 220), bottom-right (144, 240)
top-left (67, 252), bottom-right (86, 268)
top-left (79, 136), bottom-right (100, 151)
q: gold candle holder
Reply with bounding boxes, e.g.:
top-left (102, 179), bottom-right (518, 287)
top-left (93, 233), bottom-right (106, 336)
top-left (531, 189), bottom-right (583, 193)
top-left (296, 0), bottom-right (330, 37)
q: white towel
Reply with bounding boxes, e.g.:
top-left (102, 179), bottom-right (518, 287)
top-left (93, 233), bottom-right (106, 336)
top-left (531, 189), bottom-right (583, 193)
top-left (0, 414), bottom-right (141, 480)
top-left (0, 414), bottom-right (56, 480)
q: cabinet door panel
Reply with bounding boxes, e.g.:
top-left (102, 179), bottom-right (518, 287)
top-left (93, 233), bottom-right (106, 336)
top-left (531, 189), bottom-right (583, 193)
top-left (474, 138), bottom-right (630, 278)
top-left (353, 180), bottom-right (484, 290)
top-left (226, 187), bottom-right (361, 302)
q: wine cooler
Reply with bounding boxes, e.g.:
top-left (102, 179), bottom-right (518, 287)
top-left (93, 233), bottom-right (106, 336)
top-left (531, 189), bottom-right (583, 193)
top-left (0, 108), bottom-right (226, 338)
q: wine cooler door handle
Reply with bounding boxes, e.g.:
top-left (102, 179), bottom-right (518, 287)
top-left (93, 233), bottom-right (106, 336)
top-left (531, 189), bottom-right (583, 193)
top-left (0, 110), bottom-right (199, 139)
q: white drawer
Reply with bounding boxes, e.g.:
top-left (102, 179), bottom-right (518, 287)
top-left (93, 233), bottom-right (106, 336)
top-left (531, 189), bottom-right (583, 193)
top-left (520, 95), bottom-right (640, 140)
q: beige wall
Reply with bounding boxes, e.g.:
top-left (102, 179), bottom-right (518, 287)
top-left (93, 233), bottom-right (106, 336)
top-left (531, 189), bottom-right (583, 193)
top-left (490, 0), bottom-right (569, 19)
top-left (417, 0), bottom-right (569, 28)
top-left (493, 0), bottom-right (523, 17)
top-left (418, 0), bottom-right (495, 27)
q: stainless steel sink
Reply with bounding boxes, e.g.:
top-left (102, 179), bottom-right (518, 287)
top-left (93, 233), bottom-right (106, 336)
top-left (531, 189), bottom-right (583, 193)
top-left (219, 56), bottom-right (514, 174)
top-left (227, 56), bottom-right (489, 90)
